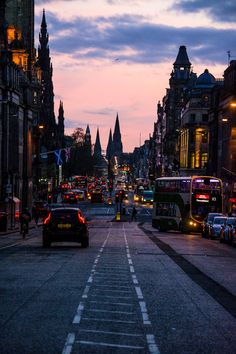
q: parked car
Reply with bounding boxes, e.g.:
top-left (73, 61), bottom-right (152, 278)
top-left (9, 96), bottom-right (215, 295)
top-left (42, 207), bottom-right (89, 248)
top-left (209, 216), bottom-right (227, 239)
top-left (202, 213), bottom-right (224, 238)
top-left (220, 217), bottom-right (236, 244)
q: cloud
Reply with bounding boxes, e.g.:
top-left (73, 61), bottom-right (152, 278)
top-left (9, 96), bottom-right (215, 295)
top-left (35, 11), bottom-right (235, 67)
top-left (172, 0), bottom-right (236, 23)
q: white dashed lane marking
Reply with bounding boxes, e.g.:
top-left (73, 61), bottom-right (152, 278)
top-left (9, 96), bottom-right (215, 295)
top-left (62, 225), bottom-right (160, 354)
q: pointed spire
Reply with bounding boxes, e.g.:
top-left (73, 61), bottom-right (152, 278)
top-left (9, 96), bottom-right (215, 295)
top-left (173, 45), bottom-right (191, 67)
top-left (94, 128), bottom-right (102, 158)
top-left (39, 9), bottom-right (49, 50)
top-left (86, 124), bottom-right (90, 135)
top-left (113, 113), bottom-right (123, 157)
top-left (106, 129), bottom-right (113, 160)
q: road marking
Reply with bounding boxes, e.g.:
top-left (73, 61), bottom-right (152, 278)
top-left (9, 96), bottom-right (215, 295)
top-left (62, 333), bottom-right (75, 354)
top-left (124, 230), bottom-right (160, 354)
top-left (82, 285), bottom-right (90, 299)
top-left (79, 329), bottom-right (142, 337)
top-left (82, 317), bottom-right (136, 324)
top-left (89, 300), bottom-right (134, 306)
top-left (132, 274), bottom-right (139, 284)
top-left (0, 242), bottom-right (22, 250)
top-left (139, 301), bottom-right (151, 325)
top-left (92, 284), bottom-right (132, 289)
top-left (76, 340), bottom-right (144, 350)
top-left (73, 302), bottom-right (84, 324)
top-left (87, 309), bottom-right (135, 315)
top-left (146, 334), bottom-right (160, 354)
top-left (89, 294), bottom-right (133, 299)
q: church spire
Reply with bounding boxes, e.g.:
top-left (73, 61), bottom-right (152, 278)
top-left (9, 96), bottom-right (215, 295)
top-left (106, 128), bottom-right (113, 160)
top-left (113, 113), bottom-right (123, 157)
top-left (57, 101), bottom-right (64, 147)
top-left (94, 128), bottom-right (102, 158)
top-left (38, 9), bottom-right (56, 149)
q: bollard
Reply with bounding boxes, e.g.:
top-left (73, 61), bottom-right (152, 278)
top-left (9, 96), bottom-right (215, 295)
top-left (116, 212), bottom-right (121, 221)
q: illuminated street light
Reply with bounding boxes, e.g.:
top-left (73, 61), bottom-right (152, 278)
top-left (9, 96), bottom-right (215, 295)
top-left (230, 102), bottom-right (236, 108)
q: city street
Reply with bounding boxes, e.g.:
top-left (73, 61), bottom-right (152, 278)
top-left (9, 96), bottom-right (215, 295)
top-left (0, 202), bottom-right (236, 353)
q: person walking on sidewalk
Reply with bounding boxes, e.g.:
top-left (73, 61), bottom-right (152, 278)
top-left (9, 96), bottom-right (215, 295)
top-left (131, 205), bottom-right (137, 222)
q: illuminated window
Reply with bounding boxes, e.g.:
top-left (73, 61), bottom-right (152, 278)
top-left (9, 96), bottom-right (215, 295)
top-left (201, 153), bottom-right (208, 168)
top-left (191, 153), bottom-right (195, 168)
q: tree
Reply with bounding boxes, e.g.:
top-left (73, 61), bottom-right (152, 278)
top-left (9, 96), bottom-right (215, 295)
top-left (71, 128), bottom-right (84, 146)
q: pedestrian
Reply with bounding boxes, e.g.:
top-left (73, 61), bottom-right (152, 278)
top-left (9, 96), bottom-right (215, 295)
top-left (32, 203), bottom-right (39, 225)
top-left (131, 205), bottom-right (137, 221)
top-left (19, 208), bottom-right (31, 236)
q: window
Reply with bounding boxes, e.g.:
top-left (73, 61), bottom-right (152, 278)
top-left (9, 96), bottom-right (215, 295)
top-left (191, 153), bottom-right (195, 168)
top-left (202, 114), bottom-right (208, 122)
top-left (201, 153), bottom-right (208, 168)
top-left (190, 114), bottom-right (195, 123)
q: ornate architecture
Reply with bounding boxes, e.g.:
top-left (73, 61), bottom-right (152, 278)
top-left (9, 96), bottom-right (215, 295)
top-left (37, 9), bottom-right (56, 151)
top-left (112, 113), bottom-right (123, 158)
top-left (163, 46), bottom-right (197, 174)
top-left (106, 128), bottom-right (113, 160)
top-left (94, 128), bottom-right (102, 159)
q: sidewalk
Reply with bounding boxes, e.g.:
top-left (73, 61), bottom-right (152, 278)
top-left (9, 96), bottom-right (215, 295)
top-left (0, 220), bottom-right (42, 237)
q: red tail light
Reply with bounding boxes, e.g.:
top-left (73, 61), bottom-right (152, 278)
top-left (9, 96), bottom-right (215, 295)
top-left (77, 212), bottom-right (85, 224)
top-left (76, 195), bottom-right (79, 199)
top-left (66, 195), bottom-right (69, 199)
top-left (44, 212), bottom-right (52, 225)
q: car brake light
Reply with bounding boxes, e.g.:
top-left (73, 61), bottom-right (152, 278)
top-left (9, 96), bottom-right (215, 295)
top-left (77, 212), bottom-right (85, 224)
top-left (44, 212), bottom-right (51, 225)
top-left (76, 195), bottom-right (79, 199)
top-left (66, 195), bottom-right (69, 199)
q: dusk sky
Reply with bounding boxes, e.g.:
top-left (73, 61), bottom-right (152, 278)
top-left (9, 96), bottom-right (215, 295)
top-left (34, 0), bottom-right (236, 152)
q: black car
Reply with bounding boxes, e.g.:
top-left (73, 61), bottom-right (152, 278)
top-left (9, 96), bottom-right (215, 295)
top-left (62, 191), bottom-right (78, 204)
top-left (42, 207), bottom-right (89, 248)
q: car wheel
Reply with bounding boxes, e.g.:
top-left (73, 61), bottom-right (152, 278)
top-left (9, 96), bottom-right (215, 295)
top-left (43, 234), bottom-right (51, 248)
top-left (81, 237), bottom-right (89, 248)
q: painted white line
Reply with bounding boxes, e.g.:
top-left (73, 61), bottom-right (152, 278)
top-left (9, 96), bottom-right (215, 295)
top-left (87, 276), bottom-right (93, 283)
top-left (82, 317), bottom-right (136, 324)
top-left (128, 259), bottom-right (133, 265)
top-left (79, 329), bottom-right (142, 337)
top-left (132, 275), bottom-right (139, 284)
top-left (92, 284), bottom-right (131, 289)
top-left (130, 265), bottom-right (135, 273)
top-left (92, 289), bottom-right (132, 293)
top-left (89, 300), bottom-right (134, 306)
top-left (72, 302), bottom-right (84, 324)
top-left (89, 294), bottom-right (133, 299)
top-left (139, 301), bottom-right (151, 325)
top-left (146, 334), bottom-right (160, 354)
top-left (82, 285), bottom-right (90, 299)
top-left (135, 286), bottom-right (144, 299)
top-left (61, 333), bottom-right (75, 354)
top-left (87, 309), bottom-right (135, 315)
top-left (77, 340), bottom-right (144, 350)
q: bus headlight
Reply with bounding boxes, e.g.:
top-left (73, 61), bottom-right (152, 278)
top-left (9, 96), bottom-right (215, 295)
top-left (189, 221), bottom-right (197, 227)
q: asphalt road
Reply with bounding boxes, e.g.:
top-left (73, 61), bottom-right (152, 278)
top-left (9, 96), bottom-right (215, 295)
top-left (0, 201), bottom-right (236, 354)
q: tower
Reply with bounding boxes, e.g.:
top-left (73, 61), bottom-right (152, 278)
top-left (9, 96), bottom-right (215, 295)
top-left (94, 128), bottom-right (102, 159)
top-left (57, 100), bottom-right (64, 148)
top-left (84, 124), bottom-right (92, 156)
top-left (164, 45), bottom-right (197, 173)
top-left (112, 113), bottom-right (123, 157)
top-left (106, 128), bottom-right (113, 160)
top-left (38, 9), bottom-right (56, 150)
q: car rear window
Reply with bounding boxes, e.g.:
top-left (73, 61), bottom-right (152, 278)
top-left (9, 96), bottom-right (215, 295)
top-left (52, 209), bottom-right (79, 222)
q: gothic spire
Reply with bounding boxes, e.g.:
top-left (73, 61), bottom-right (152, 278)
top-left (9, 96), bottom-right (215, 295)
top-left (106, 128), bottom-right (113, 160)
top-left (94, 128), bottom-right (102, 158)
top-left (38, 9), bottom-right (56, 149)
top-left (113, 113), bottom-right (123, 157)
top-left (86, 124), bottom-right (90, 135)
